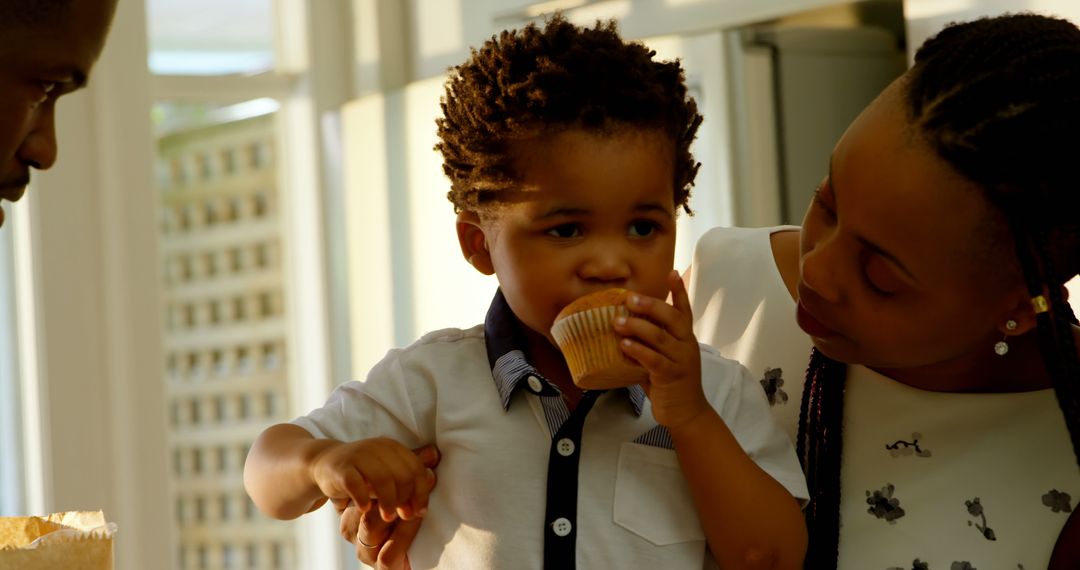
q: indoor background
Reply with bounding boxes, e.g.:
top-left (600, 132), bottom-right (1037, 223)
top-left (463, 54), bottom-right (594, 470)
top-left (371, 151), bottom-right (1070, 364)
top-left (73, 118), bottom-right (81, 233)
top-left (0, 1), bottom-right (1076, 569)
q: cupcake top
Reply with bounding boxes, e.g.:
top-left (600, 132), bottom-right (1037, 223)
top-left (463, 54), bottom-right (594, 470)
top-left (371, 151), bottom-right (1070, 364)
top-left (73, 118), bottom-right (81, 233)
top-left (554, 288), bottom-right (629, 322)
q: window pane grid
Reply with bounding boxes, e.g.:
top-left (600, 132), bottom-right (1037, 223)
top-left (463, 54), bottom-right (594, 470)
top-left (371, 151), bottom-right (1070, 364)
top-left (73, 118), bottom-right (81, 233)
top-left (156, 112), bottom-right (295, 570)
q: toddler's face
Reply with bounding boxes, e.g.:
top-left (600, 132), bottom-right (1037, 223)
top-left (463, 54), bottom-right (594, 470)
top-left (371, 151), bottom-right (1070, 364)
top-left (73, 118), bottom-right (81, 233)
top-left (483, 127), bottom-right (677, 344)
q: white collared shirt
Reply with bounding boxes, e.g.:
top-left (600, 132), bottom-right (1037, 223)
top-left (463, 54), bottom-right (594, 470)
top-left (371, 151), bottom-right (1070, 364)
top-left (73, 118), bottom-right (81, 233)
top-left (293, 299), bottom-right (806, 569)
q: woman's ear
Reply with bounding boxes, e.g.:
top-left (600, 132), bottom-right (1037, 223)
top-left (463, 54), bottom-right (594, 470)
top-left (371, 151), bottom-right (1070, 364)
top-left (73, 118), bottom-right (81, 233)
top-left (457, 211), bottom-right (494, 275)
top-left (996, 284), bottom-right (1070, 336)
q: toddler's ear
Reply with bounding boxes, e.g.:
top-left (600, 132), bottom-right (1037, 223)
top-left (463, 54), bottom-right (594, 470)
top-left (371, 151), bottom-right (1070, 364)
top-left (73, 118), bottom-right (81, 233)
top-left (457, 211), bottom-right (494, 275)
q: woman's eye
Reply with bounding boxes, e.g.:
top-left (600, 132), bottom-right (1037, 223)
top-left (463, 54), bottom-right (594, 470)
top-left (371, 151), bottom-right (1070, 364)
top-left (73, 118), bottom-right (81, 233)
top-left (628, 220), bottom-right (657, 237)
top-left (546, 224), bottom-right (581, 238)
top-left (812, 188), bottom-right (836, 219)
top-left (864, 257), bottom-right (906, 296)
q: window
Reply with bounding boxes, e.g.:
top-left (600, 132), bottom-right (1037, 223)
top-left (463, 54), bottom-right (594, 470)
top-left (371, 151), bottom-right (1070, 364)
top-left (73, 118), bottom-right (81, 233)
top-left (147, 0), bottom-right (348, 567)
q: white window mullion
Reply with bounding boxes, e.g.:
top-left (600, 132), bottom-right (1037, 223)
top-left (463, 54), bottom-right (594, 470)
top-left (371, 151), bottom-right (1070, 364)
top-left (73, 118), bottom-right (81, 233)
top-left (273, 0), bottom-right (353, 567)
top-left (152, 72), bottom-right (295, 102)
top-left (0, 206), bottom-right (22, 517)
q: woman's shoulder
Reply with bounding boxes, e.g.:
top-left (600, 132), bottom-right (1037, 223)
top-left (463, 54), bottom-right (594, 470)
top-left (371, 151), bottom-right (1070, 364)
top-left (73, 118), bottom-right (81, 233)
top-left (694, 225), bottom-right (798, 267)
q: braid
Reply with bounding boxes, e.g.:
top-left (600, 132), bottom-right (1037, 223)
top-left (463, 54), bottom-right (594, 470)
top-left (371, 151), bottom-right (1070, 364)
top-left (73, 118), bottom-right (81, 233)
top-left (1018, 231), bottom-right (1080, 463)
top-left (907, 13), bottom-right (1080, 470)
top-left (436, 14), bottom-right (702, 213)
top-left (797, 348), bottom-right (846, 568)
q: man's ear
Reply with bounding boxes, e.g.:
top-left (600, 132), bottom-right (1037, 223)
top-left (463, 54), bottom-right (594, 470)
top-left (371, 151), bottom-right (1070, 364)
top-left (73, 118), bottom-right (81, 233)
top-left (457, 211), bottom-right (494, 275)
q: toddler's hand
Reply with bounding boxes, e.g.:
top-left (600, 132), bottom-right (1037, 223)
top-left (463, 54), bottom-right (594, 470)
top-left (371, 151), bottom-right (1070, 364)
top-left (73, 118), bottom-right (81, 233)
top-left (614, 270), bottom-right (708, 432)
top-left (310, 437), bottom-right (435, 523)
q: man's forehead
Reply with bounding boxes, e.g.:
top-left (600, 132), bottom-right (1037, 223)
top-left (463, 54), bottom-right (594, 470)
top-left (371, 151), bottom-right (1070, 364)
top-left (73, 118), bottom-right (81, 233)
top-left (0, 1), bottom-right (114, 77)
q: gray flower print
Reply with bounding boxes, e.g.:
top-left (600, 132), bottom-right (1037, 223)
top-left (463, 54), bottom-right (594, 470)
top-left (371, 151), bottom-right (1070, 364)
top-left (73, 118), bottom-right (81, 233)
top-left (885, 431), bottom-right (933, 458)
top-left (965, 497), bottom-right (996, 541)
top-left (886, 560), bottom-right (929, 570)
top-left (1042, 489), bottom-right (1073, 513)
top-left (867, 484), bottom-right (906, 523)
top-left (760, 367), bottom-right (788, 405)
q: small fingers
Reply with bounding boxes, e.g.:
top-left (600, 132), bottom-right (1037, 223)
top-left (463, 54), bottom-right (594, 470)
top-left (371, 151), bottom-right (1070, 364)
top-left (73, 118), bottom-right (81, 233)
top-left (626, 289), bottom-right (692, 341)
top-left (368, 440), bottom-right (433, 521)
top-left (619, 336), bottom-right (675, 376)
top-left (339, 469), bottom-right (372, 514)
top-left (614, 312), bottom-right (672, 356)
top-left (413, 445), bottom-right (441, 469)
top-left (667, 270), bottom-right (692, 315)
top-left (409, 468), bottom-right (436, 519)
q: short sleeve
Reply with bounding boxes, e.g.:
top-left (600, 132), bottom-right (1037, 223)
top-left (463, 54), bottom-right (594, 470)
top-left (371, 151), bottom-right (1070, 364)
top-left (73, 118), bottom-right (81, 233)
top-left (289, 349), bottom-right (433, 449)
top-left (702, 349), bottom-right (809, 504)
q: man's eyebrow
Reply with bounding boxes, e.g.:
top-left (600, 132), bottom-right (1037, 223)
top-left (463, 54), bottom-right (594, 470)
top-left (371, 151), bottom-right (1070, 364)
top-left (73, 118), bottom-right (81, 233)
top-left (66, 70), bottom-right (88, 90)
top-left (48, 67), bottom-right (88, 90)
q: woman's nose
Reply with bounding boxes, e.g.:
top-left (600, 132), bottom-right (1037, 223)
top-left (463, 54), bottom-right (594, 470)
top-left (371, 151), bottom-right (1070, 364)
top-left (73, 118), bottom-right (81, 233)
top-left (800, 236), bottom-right (844, 304)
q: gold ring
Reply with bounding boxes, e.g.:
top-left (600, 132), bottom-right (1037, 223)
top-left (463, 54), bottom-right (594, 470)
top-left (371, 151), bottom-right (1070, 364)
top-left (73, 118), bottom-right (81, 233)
top-left (356, 536), bottom-right (379, 550)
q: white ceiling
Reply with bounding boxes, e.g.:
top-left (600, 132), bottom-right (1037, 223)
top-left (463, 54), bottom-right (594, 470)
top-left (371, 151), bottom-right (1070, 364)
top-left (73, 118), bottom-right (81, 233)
top-left (146, 0), bottom-right (275, 74)
top-left (146, 0), bottom-right (274, 53)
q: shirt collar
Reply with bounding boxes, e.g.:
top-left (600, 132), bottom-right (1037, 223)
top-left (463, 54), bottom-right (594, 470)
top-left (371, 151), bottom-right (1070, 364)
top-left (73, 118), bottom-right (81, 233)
top-left (483, 289), bottom-right (646, 415)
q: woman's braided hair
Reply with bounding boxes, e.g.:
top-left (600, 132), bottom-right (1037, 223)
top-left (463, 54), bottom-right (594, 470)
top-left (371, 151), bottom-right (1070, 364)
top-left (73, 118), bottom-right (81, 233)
top-left (435, 15), bottom-right (702, 213)
top-left (798, 13), bottom-right (1080, 568)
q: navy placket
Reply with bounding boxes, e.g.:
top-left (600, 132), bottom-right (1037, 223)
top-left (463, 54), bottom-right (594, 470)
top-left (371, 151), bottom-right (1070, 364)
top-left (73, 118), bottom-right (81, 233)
top-left (542, 390), bottom-right (603, 570)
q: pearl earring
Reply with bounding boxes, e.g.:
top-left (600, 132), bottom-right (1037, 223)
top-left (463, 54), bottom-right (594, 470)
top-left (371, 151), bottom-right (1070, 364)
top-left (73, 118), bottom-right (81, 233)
top-left (994, 319), bottom-right (1018, 356)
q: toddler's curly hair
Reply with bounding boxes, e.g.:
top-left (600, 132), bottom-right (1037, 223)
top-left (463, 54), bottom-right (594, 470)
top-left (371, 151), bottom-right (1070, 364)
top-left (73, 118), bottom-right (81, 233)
top-left (436, 15), bottom-right (702, 213)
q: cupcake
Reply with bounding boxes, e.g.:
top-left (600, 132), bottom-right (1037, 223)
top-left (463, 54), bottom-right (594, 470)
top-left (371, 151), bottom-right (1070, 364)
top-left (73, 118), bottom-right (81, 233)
top-left (550, 288), bottom-right (649, 389)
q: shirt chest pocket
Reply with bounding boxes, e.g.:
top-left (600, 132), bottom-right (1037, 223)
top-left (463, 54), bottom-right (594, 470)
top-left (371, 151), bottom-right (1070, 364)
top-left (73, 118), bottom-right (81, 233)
top-left (613, 442), bottom-right (706, 546)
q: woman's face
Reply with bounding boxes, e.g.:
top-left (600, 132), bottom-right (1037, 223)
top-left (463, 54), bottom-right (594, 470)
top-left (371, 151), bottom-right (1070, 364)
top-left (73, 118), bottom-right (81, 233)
top-left (796, 79), bottom-right (1023, 372)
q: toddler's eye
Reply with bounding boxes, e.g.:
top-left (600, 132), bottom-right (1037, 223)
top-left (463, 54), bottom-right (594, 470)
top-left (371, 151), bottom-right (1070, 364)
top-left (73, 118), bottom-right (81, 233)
top-left (547, 224), bottom-right (581, 238)
top-left (628, 220), bottom-right (657, 237)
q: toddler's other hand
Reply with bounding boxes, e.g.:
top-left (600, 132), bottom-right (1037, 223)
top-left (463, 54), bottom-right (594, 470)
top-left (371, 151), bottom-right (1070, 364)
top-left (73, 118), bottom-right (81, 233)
top-left (311, 437), bottom-right (435, 523)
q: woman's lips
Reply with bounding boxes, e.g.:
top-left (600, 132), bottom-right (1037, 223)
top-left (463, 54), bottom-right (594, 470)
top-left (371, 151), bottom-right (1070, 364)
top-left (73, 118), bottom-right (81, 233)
top-left (796, 301), bottom-right (840, 339)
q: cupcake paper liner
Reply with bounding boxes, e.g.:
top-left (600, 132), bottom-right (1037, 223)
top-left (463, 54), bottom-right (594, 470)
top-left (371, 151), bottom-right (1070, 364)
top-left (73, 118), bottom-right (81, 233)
top-left (551, 305), bottom-right (648, 389)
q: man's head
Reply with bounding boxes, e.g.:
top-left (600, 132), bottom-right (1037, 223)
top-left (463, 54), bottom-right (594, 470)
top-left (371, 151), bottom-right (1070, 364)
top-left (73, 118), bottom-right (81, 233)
top-left (0, 0), bottom-right (118, 227)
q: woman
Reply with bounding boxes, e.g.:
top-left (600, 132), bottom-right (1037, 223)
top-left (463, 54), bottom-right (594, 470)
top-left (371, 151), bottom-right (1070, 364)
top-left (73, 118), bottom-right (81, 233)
top-left (348, 13), bottom-right (1080, 569)
top-left (690, 13), bottom-right (1079, 568)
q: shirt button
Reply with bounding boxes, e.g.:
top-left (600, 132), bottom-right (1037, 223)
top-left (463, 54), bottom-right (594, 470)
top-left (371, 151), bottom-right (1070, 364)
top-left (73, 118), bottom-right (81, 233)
top-left (527, 375), bottom-right (544, 393)
top-left (551, 517), bottom-right (572, 537)
top-left (556, 438), bottom-right (575, 457)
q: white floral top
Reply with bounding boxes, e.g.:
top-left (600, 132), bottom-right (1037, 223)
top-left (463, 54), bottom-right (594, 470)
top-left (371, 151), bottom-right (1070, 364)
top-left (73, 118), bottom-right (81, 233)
top-left (689, 226), bottom-right (1079, 570)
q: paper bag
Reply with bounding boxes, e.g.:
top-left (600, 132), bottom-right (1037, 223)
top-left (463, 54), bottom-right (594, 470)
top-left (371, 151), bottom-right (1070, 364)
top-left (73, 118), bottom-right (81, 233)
top-left (0, 510), bottom-right (115, 570)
